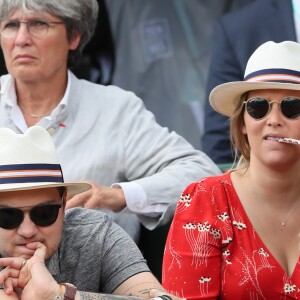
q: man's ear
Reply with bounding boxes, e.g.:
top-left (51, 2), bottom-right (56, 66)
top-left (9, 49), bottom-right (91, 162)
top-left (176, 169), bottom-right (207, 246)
top-left (60, 187), bottom-right (67, 208)
top-left (63, 190), bottom-right (68, 208)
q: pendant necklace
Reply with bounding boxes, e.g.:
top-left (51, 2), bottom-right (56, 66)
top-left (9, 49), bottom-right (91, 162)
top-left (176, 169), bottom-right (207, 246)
top-left (280, 201), bottom-right (300, 229)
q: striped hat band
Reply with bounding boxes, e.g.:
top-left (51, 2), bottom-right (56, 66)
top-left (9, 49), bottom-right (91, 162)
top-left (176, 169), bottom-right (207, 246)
top-left (0, 163), bottom-right (63, 185)
top-left (209, 41), bottom-right (300, 117)
top-left (244, 68), bottom-right (300, 84)
top-left (0, 126), bottom-right (91, 195)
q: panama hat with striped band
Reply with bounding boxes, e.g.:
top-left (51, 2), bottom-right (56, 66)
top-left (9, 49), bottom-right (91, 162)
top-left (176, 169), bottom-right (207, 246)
top-left (209, 41), bottom-right (300, 117)
top-left (0, 126), bottom-right (91, 195)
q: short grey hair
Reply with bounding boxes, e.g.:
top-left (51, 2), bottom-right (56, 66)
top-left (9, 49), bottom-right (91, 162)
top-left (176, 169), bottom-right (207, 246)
top-left (0, 0), bottom-right (99, 68)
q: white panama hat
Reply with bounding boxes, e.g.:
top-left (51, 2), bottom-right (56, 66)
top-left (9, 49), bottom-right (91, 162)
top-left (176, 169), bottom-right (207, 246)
top-left (0, 126), bottom-right (91, 195)
top-left (209, 41), bottom-right (300, 117)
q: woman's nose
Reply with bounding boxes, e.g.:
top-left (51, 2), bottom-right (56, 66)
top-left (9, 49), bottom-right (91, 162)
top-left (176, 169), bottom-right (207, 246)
top-left (14, 22), bottom-right (32, 46)
top-left (266, 102), bottom-right (283, 127)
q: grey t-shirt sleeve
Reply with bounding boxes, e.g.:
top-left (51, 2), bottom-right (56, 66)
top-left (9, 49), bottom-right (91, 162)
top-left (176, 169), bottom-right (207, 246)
top-left (51, 208), bottom-right (150, 294)
top-left (100, 219), bottom-right (150, 293)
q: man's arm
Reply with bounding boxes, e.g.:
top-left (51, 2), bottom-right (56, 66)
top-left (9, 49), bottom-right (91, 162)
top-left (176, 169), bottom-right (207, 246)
top-left (112, 272), bottom-right (163, 297)
top-left (78, 293), bottom-right (143, 300)
top-left (76, 270), bottom-right (179, 299)
top-left (116, 92), bottom-right (221, 229)
top-left (73, 272), bottom-right (164, 299)
top-left (0, 244), bottom-right (181, 300)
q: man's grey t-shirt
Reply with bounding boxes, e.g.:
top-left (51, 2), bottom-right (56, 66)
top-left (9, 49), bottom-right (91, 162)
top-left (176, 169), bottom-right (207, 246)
top-left (47, 208), bottom-right (150, 293)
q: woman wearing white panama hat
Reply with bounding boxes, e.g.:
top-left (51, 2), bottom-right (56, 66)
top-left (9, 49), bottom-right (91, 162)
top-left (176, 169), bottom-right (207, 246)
top-left (162, 41), bottom-right (300, 299)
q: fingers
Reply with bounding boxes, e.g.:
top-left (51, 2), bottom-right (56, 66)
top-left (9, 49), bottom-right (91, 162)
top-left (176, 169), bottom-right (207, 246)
top-left (65, 194), bottom-right (84, 209)
top-left (33, 242), bottom-right (47, 261)
top-left (0, 267), bottom-right (20, 284)
top-left (67, 195), bottom-right (94, 209)
top-left (66, 183), bottom-right (93, 209)
top-left (0, 243), bottom-right (45, 271)
top-left (18, 265), bottom-right (31, 289)
top-left (0, 257), bottom-right (27, 273)
top-left (66, 183), bottom-right (95, 209)
top-left (0, 257), bottom-right (30, 290)
top-left (3, 277), bottom-right (15, 294)
top-left (149, 289), bottom-right (185, 300)
top-left (0, 266), bottom-right (19, 295)
top-left (21, 260), bottom-right (27, 270)
top-left (65, 183), bottom-right (125, 211)
top-left (0, 243), bottom-right (49, 295)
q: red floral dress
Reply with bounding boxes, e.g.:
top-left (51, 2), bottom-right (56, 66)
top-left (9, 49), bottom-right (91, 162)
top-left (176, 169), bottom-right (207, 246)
top-left (162, 172), bottom-right (300, 299)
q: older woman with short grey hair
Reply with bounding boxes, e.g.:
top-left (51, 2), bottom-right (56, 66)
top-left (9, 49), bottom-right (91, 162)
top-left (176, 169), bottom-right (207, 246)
top-left (0, 0), bottom-right (219, 245)
top-left (0, 0), bottom-right (98, 67)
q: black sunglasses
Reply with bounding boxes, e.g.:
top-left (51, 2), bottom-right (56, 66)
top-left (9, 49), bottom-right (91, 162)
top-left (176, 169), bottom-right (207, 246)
top-left (243, 96), bottom-right (300, 120)
top-left (0, 202), bottom-right (62, 229)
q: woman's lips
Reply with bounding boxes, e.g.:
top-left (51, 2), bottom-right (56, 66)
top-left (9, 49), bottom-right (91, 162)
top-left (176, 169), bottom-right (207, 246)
top-left (15, 55), bottom-right (35, 62)
top-left (265, 136), bottom-right (283, 141)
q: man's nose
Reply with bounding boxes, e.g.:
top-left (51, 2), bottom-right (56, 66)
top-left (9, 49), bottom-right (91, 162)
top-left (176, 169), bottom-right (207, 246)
top-left (17, 213), bottom-right (38, 238)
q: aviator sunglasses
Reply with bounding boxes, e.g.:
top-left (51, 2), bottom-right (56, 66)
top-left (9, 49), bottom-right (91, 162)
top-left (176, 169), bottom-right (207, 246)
top-left (243, 96), bottom-right (300, 120)
top-left (0, 200), bottom-right (63, 230)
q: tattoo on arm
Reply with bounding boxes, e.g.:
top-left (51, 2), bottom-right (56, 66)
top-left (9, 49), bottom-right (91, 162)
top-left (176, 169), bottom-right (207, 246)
top-left (123, 282), bottom-right (163, 296)
top-left (79, 291), bottom-right (144, 300)
top-left (79, 281), bottom-right (165, 300)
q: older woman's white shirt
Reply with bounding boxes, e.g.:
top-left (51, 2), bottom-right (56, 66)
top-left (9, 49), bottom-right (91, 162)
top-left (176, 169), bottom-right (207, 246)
top-left (0, 71), bottom-right (220, 239)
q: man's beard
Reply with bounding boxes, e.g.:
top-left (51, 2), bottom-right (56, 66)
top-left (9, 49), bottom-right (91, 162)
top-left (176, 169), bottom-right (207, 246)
top-left (0, 238), bottom-right (59, 261)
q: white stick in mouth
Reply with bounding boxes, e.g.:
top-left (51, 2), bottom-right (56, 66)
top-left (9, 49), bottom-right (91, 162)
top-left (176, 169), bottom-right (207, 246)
top-left (277, 138), bottom-right (300, 145)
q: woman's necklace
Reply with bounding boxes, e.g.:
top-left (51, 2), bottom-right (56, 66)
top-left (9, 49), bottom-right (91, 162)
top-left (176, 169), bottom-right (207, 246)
top-left (280, 200), bottom-right (300, 229)
top-left (19, 104), bottom-right (52, 119)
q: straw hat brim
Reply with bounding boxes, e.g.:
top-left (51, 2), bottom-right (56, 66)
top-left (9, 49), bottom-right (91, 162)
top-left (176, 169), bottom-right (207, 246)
top-left (0, 181), bottom-right (91, 196)
top-left (209, 81), bottom-right (300, 117)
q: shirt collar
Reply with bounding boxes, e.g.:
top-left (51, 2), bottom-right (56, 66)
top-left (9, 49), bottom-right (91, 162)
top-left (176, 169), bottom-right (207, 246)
top-left (2, 71), bottom-right (72, 132)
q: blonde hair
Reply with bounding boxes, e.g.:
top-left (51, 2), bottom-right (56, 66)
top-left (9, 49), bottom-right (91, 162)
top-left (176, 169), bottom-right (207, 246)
top-left (230, 93), bottom-right (250, 171)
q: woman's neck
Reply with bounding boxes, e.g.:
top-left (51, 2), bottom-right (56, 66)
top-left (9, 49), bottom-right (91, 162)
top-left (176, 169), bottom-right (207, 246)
top-left (15, 73), bottom-right (68, 124)
top-left (237, 162), bottom-right (300, 208)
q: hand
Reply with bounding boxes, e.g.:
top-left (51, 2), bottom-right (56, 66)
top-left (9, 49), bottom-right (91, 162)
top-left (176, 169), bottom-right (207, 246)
top-left (0, 289), bottom-right (19, 300)
top-left (149, 289), bottom-right (185, 300)
top-left (0, 242), bottom-right (59, 300)
top-left (66, 180), bottom-right (126, 212)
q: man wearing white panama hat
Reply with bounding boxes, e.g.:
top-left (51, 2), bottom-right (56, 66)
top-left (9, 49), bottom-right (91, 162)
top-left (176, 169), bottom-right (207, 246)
top-left (163, 41), bottom-right (300, 299)
top-left (0, 126), bottom-right (180, 300)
